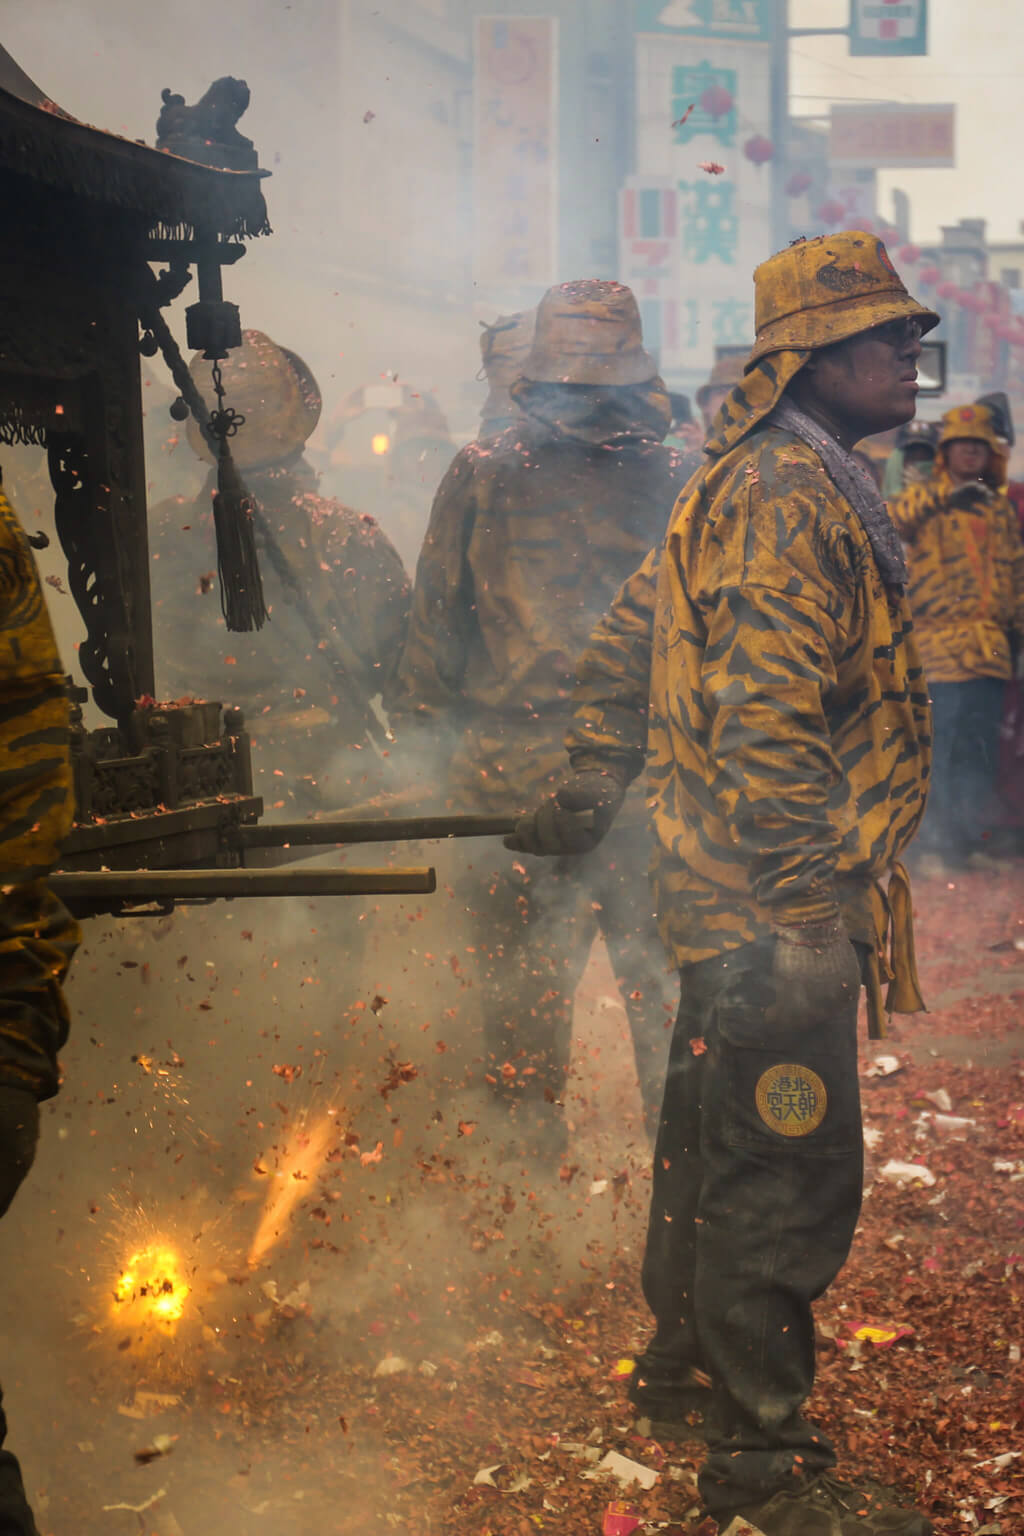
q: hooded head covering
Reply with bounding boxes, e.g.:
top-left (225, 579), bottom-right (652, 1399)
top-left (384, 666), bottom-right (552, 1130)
top-left (696, 351), bottom-right (746, 410)
top-left (390, 391), bottom-right (451, 453)
top-left (705, 231), bottom-right (939, 460)
top-left (186, 329), bottom-right (322, 471)
top-left (521, 279), bottom-right (657, 386)
top-left (479, 310), bottom-right (536, 431)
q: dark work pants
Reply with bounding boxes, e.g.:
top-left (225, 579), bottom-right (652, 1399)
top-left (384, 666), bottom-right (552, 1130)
top-left (0, 1395), bottom-right (37, 1536)
top-left (462, 826), bottom-right (674, 1137)
top-left (921, 678), bottom-right (1006, 858)
top-left (641, 940), bottom-right (864, 1515)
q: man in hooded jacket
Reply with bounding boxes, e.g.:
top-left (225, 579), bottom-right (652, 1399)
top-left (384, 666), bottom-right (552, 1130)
top-left (149, 330), bottom-right (410, 815)
top-left (388, 281), bottom-right (699, 1147)
top-left (509, 234), bottom-right (936, 1535)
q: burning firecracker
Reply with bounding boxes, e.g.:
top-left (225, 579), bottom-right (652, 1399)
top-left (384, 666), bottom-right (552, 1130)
top-left (113, 1244), bottom-right (190, 1327)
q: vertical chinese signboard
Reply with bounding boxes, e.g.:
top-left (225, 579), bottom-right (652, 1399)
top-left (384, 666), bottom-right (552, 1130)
top-left (627, 1), bottom-right (772, 380)
top-left (619, 178), bottom-right (684, 364)
top-left (474, 17), bottom-right (558, 291)
top-left (849, 0), bottom-right (928, 57)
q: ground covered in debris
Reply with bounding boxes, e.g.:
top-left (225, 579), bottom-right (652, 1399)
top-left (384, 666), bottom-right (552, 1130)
top-left (3, 863), bottom-right (1023, 1534)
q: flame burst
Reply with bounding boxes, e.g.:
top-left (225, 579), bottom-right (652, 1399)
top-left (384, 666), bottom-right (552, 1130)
top-left (248, 1113), bottom-right (337, 1269)
top-left (114, 1244), bottom-right (190, 1327)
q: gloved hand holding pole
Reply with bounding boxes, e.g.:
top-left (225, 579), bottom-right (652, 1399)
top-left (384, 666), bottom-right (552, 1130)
top-left (503, 768), bottom-right (625, 856)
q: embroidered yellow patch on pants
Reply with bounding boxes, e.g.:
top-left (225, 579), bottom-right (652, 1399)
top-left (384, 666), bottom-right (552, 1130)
top-left (755, 1064), bottom-right (827, 1137)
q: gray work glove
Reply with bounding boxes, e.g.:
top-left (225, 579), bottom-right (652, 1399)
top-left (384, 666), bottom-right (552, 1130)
top-left (504, 768), bottom-right (627, 857)
top-left (0, 1087), bottom-right (39, 1219)
top-left (770, 918), bottom-right (862, 1031)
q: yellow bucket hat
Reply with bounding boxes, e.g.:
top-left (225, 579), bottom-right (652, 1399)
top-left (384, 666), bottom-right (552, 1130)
top-left (186, 329), bottom-right (323, 471)
top-left (749, 231), bottom-right (939, 364)
top-left (521, 280), bottom-right (657, 386)
top-left (938, 402), bottom-right (1001, 451)
top-left (705, 231), bottom-right (938, 458)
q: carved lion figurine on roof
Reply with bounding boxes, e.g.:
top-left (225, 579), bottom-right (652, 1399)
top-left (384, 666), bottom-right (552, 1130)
top-left (156, 77), bottom-right (256, 171)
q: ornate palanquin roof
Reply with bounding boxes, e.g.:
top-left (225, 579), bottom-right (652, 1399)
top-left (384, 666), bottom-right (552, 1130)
top-left (0, 45), bottom-right (270, 240)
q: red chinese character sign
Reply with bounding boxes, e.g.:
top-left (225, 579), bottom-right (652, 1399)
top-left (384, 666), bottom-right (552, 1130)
top-left (473, 17), bottom-right (558, 290)
top-left (619, 177), bottom-right (686, 365)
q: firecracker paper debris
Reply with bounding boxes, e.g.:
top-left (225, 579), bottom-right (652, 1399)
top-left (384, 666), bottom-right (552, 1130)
top-left (603, 1499), bottom-right (644, 1535)
top-left (589, 1450), bottom-right (659, 1490)
top-left (866, 1055), bottom-right (903, 1078)
top-left (878, 1158), bottom-right (937, 1187)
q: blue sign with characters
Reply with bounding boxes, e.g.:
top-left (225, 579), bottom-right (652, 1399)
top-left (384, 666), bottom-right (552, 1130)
top-left (850, 0), bottom-right (928, 57)
top-left (671, 63), bottom-right (737, 147)
top-left (678, 178), bottom-right (739, 265)
top-left (636, 0), bottom-right (771, 41)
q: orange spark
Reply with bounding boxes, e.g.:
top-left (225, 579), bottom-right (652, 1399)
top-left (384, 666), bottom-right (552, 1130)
top-left (247, 1114), bottom-right (337, 1268)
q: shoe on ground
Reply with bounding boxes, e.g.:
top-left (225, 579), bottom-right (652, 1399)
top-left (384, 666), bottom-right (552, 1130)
top-left (717, 1472), bottom-right (933, 1536)
top-left (628, 1357), bottom-right (711, 1440)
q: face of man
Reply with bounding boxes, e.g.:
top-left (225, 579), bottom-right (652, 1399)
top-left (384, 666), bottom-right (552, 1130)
top-left (792, 317), bottom-right (923, 448)
top-left (945, 438), bottom-right (990, 484)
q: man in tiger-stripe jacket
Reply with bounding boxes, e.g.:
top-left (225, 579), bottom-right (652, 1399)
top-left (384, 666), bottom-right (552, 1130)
top-left (0, 479), bottom-right (79, 1534)
top-left (509, 233), bottom-right (936, 1536)
top-left (890, 401), bottom-right (1024, 868)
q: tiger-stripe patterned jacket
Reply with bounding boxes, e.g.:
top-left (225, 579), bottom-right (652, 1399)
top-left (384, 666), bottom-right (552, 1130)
top-left (889, 468), bottom-right (1024, 683)
top-left (0, 487), bottom-right (79, 1099)
top-left (568, 425), bottom-right (932, 968)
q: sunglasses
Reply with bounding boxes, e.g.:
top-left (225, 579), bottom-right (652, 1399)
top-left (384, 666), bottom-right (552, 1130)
top-left (870, 317), bottom-right (925, 348)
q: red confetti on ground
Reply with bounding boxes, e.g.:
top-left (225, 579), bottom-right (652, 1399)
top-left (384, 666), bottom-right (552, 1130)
top-left (39, 866), bottom-right (1024, 1533)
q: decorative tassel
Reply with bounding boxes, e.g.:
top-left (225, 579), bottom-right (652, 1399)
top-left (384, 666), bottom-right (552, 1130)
top-left (213, 435), bottom-right (267, 632)
top-left (139, 292), bottom-right (268, 631)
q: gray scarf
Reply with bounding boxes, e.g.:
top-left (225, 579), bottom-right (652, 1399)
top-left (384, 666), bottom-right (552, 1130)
top-left (770, 397), bottom-right (908, 591)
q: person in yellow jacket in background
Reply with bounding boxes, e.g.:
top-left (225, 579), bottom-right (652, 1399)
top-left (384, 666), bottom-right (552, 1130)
top-left (0, 478), bottom-right (79, 1535)
top-left (509, 232), bottom-right (935, 1535)
top-left (891, 401), bottom-right (1024, 870)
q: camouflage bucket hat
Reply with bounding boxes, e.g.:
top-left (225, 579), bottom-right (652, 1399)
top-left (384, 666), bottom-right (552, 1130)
top-left (522, 280), bottom-right (657, 386)
top-left (186, 329), bottom-right (323, 471)
top-left (748, 231), bottom-right (939, 366)
top-left (696, 351), bottom-right (747, 409)
top-left (479, 310), bottom-right (536, 424)
top-left (938, 402), bottom-right (1001, 451)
